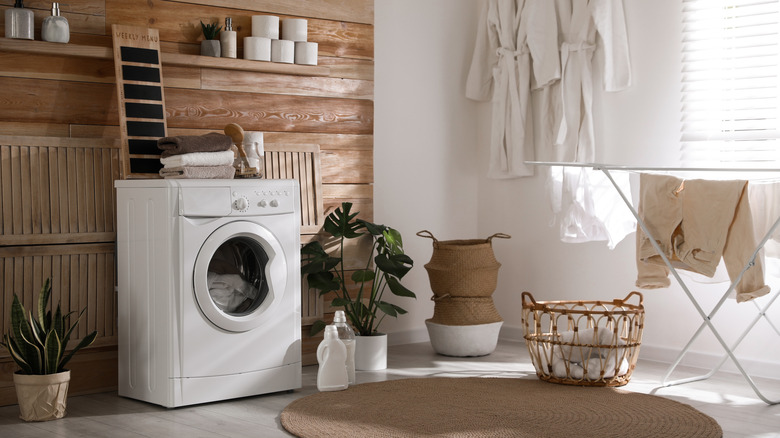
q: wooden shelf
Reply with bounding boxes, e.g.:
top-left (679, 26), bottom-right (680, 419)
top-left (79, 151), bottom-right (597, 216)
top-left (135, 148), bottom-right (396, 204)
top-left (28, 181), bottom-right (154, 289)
top-left (0, 37), bottom-right (331, 77)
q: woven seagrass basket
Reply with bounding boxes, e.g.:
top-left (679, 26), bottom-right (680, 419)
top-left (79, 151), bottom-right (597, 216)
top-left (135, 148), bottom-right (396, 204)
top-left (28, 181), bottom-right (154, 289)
top-left (520, 291), bottom-right (644, 387)
top-left (417, 230), bottom-right (510, 297)
top-left (429, 295), bottom-right (503, 326)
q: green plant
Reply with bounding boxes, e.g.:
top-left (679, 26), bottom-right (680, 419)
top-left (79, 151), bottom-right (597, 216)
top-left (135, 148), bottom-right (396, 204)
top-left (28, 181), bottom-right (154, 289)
top-left (200, 20), bottom-right (222, 40)
top-left (1, 279), bottom-right (98, 375)
top-left (302, 202), bottom-right (416, 336)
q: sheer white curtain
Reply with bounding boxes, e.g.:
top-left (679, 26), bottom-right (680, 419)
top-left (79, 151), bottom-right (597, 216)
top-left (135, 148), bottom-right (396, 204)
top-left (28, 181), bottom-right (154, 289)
top-left (680, 0), bottom-right (780, 167)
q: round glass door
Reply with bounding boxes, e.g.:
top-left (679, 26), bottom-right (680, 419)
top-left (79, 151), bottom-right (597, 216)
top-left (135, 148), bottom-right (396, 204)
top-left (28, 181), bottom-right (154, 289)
top-left (193, 221), bottom-right (287, 332)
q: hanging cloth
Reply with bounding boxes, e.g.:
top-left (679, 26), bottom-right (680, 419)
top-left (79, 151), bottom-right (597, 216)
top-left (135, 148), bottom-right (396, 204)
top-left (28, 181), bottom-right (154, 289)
top-left (545, 0), bottom-right (633, 248)
top-left (466, 0), bottom-right (560, 179)
top-left (548, 0), bottom-right (632, 162)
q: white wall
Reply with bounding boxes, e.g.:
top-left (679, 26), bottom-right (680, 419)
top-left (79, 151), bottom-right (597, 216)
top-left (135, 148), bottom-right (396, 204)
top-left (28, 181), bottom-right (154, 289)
top-left (375, 0), bottom-right (780, 377)
top-left (477, 0), bottom-right (780, 376)
top-left (374, 0), bottom-right (482, 343)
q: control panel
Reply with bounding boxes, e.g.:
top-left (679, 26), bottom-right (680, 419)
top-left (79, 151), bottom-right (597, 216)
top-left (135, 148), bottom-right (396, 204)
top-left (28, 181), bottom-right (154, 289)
top-left (229, 183), bottom-right (296, 216)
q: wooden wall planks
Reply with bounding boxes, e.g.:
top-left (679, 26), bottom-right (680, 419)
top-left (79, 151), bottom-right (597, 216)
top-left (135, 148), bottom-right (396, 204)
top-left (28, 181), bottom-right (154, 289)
top-left (163, 88), bottom-right (373, 134)
top-left (0, 0), bottom-right (374, 400)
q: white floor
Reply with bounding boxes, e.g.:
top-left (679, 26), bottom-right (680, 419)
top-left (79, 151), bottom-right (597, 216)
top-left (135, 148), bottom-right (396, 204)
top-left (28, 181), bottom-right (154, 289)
top-left (1, 339), bottom-right (779, 437)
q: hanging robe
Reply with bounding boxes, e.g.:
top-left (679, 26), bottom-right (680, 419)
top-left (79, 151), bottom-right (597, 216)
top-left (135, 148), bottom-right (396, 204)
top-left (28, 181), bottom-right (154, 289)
top-left (466, 0), bottom-right (560, 179)
top-left (550, 0), bottom-right (631, 161)
top-left (546, 0), bottom-right (634, 248)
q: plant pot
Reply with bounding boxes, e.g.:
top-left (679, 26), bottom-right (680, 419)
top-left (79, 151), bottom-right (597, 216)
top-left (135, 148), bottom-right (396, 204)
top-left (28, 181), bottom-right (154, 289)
top-left (355, 333), bottom-right (387, 371)
top-left (426, 320), bottom-right (503, 357)
top-left (13, 370), bottom-right (70, 421)
top-left (200, 40), bottom-right (221, 57)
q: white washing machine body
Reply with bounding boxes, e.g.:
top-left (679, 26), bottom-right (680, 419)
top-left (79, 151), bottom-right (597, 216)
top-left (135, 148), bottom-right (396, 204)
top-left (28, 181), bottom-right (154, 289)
top-left (116, 179), bottom-right (301, 408)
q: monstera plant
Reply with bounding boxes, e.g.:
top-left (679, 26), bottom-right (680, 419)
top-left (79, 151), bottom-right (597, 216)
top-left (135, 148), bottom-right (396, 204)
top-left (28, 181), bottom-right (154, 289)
top-left (302, 202), bottom-right (416, 337)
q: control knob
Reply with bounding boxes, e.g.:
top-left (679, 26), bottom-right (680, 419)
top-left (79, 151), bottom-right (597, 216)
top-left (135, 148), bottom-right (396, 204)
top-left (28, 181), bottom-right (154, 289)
top-left (233, 196), bottom-right (249, 211)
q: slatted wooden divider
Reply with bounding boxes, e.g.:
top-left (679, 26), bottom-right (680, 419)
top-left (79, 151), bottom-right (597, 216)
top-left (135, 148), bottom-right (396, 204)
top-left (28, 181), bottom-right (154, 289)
top-left (0, 136), bottom-right (121, 246)
top-left (0, 243), bottom-right (117, 344)
top-left (263, 144), bottom-right (325, 339)
top-left (0, 135), bottom-right (121, 404)
top-left (263, 143), bottom-right (324, 234)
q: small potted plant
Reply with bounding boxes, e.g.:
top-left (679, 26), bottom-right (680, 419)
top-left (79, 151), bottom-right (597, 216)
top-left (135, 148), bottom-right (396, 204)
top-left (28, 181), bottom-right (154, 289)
top-left (302, 202), bottom-right (416, 370)
top-left (1, 278), bottom-right (98, 421)
top-left (200, 20), bottom-right (222, 57)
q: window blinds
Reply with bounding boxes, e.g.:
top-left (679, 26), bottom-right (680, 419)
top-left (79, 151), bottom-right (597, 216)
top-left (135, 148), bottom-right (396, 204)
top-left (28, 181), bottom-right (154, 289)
top-left (680, 0), bottom-right (780, 166)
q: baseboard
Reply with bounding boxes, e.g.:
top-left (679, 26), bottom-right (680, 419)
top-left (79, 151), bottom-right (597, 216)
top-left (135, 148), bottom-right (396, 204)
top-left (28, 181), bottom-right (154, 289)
top-left (499, 324), bottom-right (779, 381)
top-left (637, 344), bottom-right (779, 381)
top-left (388, 327), bottom-right (430, 346)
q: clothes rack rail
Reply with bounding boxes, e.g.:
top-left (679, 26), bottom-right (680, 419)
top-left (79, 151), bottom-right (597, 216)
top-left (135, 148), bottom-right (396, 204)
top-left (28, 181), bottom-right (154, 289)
top-left (527, 161), bottom-right (780, 405)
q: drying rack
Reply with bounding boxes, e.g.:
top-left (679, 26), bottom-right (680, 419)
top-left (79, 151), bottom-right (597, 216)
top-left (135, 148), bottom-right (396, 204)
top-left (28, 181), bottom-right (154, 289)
top-left (527, 161), bottom-right (780, 405)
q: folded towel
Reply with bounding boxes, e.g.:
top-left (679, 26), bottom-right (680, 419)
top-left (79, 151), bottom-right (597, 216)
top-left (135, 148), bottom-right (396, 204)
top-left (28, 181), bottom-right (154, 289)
top-left (159, 165), bottom-right (236, 179)
top-left (160, 150), bottom-right (235, 168)
top-left (158, 132), bottom-right (233, 158)
top-left (552, 357), bottom-right (584, 379)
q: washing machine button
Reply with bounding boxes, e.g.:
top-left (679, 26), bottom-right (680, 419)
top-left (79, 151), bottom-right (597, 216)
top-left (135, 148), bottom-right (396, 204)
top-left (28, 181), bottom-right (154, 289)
top-left (270, 199), bottom-right (279, 208)
top-left (233, 197), bottom-right (249, 211)
top-left (258, 200), bottom-right (267, 207)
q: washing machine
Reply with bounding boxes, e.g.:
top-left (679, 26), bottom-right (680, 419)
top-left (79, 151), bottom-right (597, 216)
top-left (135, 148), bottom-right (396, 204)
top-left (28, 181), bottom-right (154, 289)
top-left (115, 179), bottom-right (301, 408)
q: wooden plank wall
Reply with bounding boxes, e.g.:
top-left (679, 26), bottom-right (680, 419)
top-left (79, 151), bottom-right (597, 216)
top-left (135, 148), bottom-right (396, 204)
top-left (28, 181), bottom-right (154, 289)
top-left (0, 0), bottom-right (374, 405)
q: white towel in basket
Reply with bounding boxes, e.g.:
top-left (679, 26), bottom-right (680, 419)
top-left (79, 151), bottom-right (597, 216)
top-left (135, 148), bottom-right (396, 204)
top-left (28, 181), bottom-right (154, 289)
top-left (553, 327), bottom-right (630, 380)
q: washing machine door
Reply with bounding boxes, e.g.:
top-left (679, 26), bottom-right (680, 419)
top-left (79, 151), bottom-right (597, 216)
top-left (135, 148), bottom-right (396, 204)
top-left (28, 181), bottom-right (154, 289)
top-left (193, 221), bottom-right (287, 332)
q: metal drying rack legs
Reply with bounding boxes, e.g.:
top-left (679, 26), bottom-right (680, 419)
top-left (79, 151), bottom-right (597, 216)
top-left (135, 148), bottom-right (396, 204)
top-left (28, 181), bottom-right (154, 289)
top-left (528, 161), bottom-right (780, 405)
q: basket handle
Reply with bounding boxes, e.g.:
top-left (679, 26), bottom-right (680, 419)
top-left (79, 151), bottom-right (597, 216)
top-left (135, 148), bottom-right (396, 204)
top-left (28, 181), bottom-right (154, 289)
top-left (487, 232), bottom-right (511, 242)
top-left (616, 291), bottom-right (643, 306)
top-left (521, 291), bottom-right (536, 307)
top-left (416, 230), bottom-right (438, 242)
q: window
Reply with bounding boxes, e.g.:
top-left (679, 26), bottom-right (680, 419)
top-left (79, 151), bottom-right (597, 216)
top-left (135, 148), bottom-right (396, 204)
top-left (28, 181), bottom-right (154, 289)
top-left (680, 0), bottom-right (780, 166)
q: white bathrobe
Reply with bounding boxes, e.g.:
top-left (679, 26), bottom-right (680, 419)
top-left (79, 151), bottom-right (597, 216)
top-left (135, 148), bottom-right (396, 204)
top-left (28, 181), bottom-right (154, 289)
top-left (549, 0), bottom-right (632, 162)
top-left (545, 0), bottom-right (634, 249)
top-left (466, 0), bottom-right (560, 179)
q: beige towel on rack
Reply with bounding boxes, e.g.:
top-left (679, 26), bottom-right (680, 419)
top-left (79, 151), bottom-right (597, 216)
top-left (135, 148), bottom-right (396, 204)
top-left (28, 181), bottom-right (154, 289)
top-left (636, 174), bottom-right (770, 302)
top-left (159, 165), bottom-right (236, 179)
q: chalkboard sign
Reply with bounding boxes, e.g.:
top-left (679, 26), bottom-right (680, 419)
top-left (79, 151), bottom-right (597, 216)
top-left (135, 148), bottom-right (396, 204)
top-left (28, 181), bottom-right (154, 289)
top-left (112, 24), bottom-right (168, 179)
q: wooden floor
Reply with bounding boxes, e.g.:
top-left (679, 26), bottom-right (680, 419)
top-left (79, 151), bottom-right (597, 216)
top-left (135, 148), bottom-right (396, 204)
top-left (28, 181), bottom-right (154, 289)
top-left (1, 339), bottom-right (779, 437)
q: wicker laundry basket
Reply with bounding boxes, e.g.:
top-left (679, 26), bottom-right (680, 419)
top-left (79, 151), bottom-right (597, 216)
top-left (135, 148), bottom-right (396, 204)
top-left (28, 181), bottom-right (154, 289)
top-left (417, 230), bottom-right (510, 297)
top-left (520, 291), bottom-right (644, 387)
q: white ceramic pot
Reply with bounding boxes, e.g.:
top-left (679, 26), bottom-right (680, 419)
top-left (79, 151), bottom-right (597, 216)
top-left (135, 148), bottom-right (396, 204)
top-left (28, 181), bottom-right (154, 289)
top-left (354, 333), bottom-right (387, 371)
top-left (426, 320), bottom-right (503, 357)
top-left (14, 370), bottom-right (70, 421)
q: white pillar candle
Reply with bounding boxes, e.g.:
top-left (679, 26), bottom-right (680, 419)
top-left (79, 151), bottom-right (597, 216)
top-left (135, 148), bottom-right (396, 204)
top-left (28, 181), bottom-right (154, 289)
top-left (244, 36), bottom-right (272, 61)
top-left (294, 41), bottom-right (318, 66)
top-left (252, 15), bottom-right (279, 39)
top-left (271, 39), bottom-right (294, 64)
top-left (282, 18), bottom-right (307, 42)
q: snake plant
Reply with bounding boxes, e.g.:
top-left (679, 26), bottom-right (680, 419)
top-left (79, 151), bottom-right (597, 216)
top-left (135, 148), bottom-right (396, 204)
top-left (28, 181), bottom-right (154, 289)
top-left (1, 278), bottom-right (98, 375)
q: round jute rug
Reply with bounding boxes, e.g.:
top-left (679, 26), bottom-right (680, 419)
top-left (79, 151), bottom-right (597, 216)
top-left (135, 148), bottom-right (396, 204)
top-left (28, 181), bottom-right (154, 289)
top-left (280, 377), bottom-right (722, 438)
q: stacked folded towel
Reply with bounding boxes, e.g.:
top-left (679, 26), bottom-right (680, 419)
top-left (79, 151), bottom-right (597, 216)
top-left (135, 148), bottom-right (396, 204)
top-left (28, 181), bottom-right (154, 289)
top-left (549, 327), bottom-right (630, 380)
top-left (157, 132), bottom-right (236, 179)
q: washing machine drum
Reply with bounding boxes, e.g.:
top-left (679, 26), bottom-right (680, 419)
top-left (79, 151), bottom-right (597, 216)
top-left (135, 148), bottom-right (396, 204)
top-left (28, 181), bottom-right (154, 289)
top-left (193, 222), bottom-right (287, 332)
